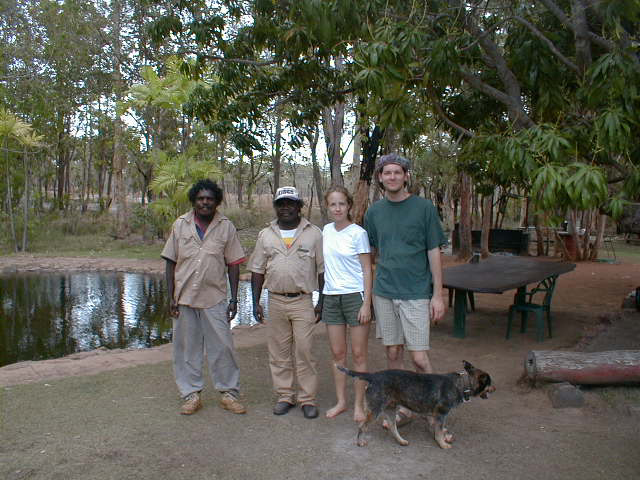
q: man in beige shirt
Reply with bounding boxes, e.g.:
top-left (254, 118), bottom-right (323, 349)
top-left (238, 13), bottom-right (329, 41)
top-left (162, 179), bottom-right (247, 416)
top-left (248, 186), bottom-right (324, 419)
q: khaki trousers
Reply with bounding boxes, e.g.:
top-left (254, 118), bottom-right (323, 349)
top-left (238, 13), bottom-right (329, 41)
top-left (267, 293), bottom-right (318, 405)
top-left (173, 303), bottom-right (240, 398)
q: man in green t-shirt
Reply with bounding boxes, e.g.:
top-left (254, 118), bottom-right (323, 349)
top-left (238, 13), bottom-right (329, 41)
top-left (364, 153), bottom-right (446, 376)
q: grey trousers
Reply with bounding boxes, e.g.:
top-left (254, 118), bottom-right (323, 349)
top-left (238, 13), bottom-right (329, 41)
top-left (173, 302), bottom-right (240, 398)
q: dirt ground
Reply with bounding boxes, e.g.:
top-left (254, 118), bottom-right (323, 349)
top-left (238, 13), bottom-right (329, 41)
top-left (1, 254), bottom-right (640, 480)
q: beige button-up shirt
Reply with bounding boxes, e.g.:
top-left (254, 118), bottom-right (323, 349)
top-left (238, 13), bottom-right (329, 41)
top-left (247, 217), bottom-right (324, 294)
top-left (161, 210), bottom-right (245, 309)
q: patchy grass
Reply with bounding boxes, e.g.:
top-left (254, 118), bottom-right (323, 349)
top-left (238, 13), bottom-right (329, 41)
top-left (2, 211), bottom-right (163, 260)
top-left (17, 231), bottom-right (163, 260)
top-left (608, 238), bottom-right (640, 262)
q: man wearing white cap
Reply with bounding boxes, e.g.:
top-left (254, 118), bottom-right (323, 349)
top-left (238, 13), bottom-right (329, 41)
top-left (248, 186), bottom-right (324, 419)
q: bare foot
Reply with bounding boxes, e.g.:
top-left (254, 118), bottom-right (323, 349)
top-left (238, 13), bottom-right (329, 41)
top-left (353, 407), bottom-right (367, 423)
top-left (325, 404), bottom-right (348, 418)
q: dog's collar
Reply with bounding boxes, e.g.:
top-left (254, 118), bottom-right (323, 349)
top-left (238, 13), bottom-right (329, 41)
top-left (457, 371), bottom-right (472, 402)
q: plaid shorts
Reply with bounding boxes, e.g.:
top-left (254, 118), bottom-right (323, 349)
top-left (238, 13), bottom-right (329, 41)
top-left (373, 295), bottom-right (430, 351)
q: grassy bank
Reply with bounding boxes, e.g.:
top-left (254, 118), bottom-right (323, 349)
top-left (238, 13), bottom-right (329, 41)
top-left (0, 206), bottom-right (275, 263)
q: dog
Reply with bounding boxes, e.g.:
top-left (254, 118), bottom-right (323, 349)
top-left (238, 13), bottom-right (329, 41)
top-left (337, 361), bottom-right (495, 448)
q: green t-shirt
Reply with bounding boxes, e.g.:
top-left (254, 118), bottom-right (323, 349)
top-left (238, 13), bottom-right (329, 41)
top-left (364, 195), bottom-right (446, 300)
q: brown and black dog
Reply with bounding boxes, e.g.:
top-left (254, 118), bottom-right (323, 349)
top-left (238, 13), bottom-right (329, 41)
top-left (338, 361), bottom-right (495, 448)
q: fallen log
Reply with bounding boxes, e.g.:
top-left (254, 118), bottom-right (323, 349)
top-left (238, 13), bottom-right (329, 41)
top-left (525, 350), bottom-right (640, 385)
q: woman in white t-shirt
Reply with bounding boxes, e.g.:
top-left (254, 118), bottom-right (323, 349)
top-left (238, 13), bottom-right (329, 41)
top-left (321, 186), bottom-right (372, 422)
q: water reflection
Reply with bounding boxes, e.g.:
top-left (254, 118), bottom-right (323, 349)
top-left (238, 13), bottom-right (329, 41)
top-left (0, 272), bottom-right (172, 367)
top-left (0, 272), bottom-right (310, 367)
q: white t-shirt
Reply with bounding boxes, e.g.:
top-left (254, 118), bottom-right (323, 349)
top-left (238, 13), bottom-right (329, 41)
top-left (322, 222), bottom-right (371, 295)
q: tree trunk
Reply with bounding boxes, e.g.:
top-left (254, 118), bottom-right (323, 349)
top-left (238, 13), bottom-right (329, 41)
top-left (521, 193), bottom-right (529, 228)
top-left (309, 127), bottom-right (328, 225)
top-left (525, 350), bottom-right (640, 385)
top-left (352, 125), bottom-right (382, 226)
top-left (471, 188), bottom-right (480, 229)
top-left (4, 138), bottom-right (18, 252)
top-left (111, 0), bottom-right (129, 238)
top-left (322, 55), bottom-right (346, 186)
top-left (21, 145), bottom-right (30, 252)
top-left (55, 111), bottom-right (67, 211)
top-left (236, 154), bottom-right (244, 207)
top-left (322, 101), bottom-right (345, 186)
top-left (535, 214), bottom-right (545, 257)
top-left (568, 209), bottom-right (581, 261)
top-left (348, 128), bottom-right (362, 190)
top-left (590, 213), bottom-right (606, 261)
top-left (571, 0), bottom-right (592, 73)
top-left (580, 209), bottom-right (594, 261)
top-left (273, 111), bottom-right (282, 192)
top-left (457, 172), bottom-right (473, 260)
top-left (480, 194), bottom-right (492, 258)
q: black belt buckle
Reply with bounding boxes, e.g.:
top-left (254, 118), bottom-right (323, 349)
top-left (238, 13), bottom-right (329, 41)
top-left (276, 292), bottom-right (303, 297)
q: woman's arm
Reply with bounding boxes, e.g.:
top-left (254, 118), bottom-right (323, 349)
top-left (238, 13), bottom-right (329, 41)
top-left (357, 253), bottom-right (373, 324)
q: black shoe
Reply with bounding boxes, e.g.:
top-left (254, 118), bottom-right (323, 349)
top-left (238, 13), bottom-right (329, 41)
top-left (302, 404), bottom-right (319, 419)
top-left (273, 401), bottom-right (295, 416)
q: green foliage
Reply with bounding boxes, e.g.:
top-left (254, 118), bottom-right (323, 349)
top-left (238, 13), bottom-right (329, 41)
top-left (150, 148), bottom-right (222, 230)
top-left (0, 108), bottom-right (32, 142)
top-left (129, 204), bottom-right (167, 241)
top-left (130, 0), bottom-right (640, 222)
top-left (121, 57), bottom-right (201, 114)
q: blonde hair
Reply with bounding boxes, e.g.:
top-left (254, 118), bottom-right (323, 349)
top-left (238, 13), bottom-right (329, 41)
top-left (324, 186), bottom-right (354, 221)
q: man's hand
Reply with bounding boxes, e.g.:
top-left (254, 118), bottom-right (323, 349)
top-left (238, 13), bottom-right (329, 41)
top-left (227, 300), bottom-right (238, 322)
top-left (253, 303), bottom-right (264, 324)
top-left (169, 299), bottom-right (179, 318)
top-left (430, 295), bottom-right (445, 325)
top-left (314, 301), bottom-right (323, 324)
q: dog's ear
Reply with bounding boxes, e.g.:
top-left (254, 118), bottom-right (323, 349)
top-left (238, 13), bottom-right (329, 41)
top-left (463, 360), bottom-right (475, 374)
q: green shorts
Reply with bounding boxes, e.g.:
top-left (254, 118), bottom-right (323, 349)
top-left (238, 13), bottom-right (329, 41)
top-left (322, 292), bottom-right (364, 326)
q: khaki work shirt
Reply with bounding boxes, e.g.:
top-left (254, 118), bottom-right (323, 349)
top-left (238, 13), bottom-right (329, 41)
top-left (161, 210), bottom-right (245, 309)
top-left (247, 218), bottom-right (323, 294)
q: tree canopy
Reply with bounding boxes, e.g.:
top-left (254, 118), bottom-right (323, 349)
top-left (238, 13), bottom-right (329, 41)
top-left (150, 0), bottom-right (640, 217)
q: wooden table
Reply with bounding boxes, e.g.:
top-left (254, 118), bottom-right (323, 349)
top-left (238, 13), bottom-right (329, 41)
top-left (443, 255), bottom-right (576, 338)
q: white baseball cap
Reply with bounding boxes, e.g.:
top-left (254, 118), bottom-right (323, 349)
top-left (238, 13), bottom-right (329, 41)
top-left (274, 186), bottom-right (301, 202)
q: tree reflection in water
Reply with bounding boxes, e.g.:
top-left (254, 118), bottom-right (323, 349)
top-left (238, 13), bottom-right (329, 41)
top-left (0, 272), bottom-right (285, 367)
top-left (0, 272), bottom-right (176, 367)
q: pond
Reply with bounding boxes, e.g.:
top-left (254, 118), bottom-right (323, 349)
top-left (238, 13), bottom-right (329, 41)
top-left (0, 272), bottom-right (265, 367)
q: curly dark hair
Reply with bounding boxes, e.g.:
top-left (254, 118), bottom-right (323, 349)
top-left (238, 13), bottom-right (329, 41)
top-left (188, 179), bottom-right (223, 205)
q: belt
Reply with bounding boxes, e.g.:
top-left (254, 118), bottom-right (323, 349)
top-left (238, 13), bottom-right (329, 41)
top-left (272, 292), bottom-right (304, 297)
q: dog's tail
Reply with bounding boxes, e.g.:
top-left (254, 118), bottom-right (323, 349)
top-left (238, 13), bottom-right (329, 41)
top-left (336, 364), bottom-right (374, 382)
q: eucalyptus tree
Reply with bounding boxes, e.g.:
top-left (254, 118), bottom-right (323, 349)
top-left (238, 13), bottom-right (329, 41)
top-left (37, 0), bottom-right (109, 210)
top-left (148, 0), bottom-right (360, 187)
top-left (18, 131), bottom-right (44, 251)
top-left (1, 0), bottom-right (111, 213)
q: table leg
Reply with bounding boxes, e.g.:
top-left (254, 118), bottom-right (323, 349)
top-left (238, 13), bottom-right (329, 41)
top-left (453, 289), bottom-right (468, 338)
